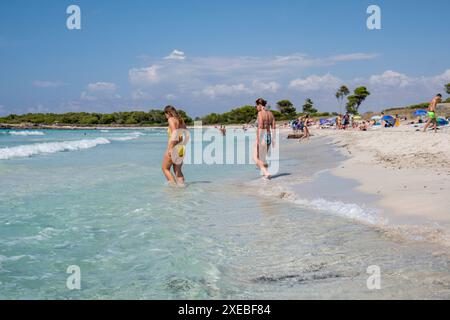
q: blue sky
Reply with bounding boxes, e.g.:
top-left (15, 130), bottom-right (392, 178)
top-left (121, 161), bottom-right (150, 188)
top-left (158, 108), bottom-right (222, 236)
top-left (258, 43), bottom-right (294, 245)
top-left (0, 0), bottom-right (449, 117)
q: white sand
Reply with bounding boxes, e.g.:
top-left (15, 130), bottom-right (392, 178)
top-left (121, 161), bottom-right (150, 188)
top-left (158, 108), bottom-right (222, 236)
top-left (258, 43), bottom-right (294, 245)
top-left (310, 125), bottom-right (450, 239)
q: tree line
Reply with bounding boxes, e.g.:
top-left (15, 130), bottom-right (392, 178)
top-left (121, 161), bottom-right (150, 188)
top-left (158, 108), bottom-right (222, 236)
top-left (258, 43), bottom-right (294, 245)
top-left (200, 102), bottom-right (336, 125)
top-left (0, 110), bottom-right (193, 126)
top-left (1, 83), bottom-right (448, 126)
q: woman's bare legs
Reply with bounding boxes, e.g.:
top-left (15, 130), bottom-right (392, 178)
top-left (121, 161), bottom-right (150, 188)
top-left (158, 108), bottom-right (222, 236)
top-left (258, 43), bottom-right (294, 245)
top-left (162, 153), bottom-right (176, 185)
top-left (173, 163), bottom-right (185, 186)
top-left (253, 143), bottom-right (271, 178)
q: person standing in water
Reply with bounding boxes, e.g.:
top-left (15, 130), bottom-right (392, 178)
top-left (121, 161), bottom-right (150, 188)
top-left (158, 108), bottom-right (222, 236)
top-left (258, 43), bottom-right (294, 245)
top-left (162, 105), bottom-right (187, 186)
top-left (253, 98), bottom-right (275, 180)
top-left (423, 94), bottom-right (442, 133)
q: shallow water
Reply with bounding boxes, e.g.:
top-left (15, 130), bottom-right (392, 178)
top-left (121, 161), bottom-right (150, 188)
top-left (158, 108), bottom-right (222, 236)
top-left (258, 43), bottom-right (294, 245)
top-left (0, 129), bottom-right (449, 299)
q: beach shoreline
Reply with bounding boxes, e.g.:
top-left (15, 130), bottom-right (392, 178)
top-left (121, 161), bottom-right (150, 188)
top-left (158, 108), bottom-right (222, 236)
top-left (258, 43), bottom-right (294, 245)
top-left (307, 126), bottom-right (450, 247)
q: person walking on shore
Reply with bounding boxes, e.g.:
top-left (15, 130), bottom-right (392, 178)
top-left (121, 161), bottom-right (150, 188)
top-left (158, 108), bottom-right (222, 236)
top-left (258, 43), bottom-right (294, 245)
top-left (423, 94), bottom-right (442, 133)
top-left (253, 98), bottom-right (275, 180)
top-left (162, 105), bottom-right (187, 186)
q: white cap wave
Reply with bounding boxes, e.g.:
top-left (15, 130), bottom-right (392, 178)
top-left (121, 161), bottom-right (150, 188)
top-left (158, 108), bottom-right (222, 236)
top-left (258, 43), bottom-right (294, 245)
top-left (0, 138), bottom-right (111, 160)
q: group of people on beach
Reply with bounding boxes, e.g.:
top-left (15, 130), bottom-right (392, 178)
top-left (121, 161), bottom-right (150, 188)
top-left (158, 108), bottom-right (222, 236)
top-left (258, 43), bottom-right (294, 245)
top-left (161, 93), bottom-right (445, 186)
top-left (162, 98), bottom-right (276, 186)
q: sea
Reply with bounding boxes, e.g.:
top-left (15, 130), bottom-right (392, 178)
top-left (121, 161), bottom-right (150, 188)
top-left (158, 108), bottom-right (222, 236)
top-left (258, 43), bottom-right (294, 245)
top-left (0, 128), bottom-right (449, 299)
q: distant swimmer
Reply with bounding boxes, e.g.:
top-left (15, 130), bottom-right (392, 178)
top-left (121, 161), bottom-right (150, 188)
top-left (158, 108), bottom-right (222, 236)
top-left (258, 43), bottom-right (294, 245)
top-left (423, 94), bottom-right (442, 133)
top-left (253, 98), bottom-right (275, 180)
top-left (220, 125), bottom-right (226, 136)
top-left (162, 105), bottom-right (187, 186)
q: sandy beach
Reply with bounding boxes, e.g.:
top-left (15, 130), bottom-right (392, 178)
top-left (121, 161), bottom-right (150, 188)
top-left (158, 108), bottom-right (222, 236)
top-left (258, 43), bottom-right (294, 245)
top-left (309, 125), bottom-right (450, 245)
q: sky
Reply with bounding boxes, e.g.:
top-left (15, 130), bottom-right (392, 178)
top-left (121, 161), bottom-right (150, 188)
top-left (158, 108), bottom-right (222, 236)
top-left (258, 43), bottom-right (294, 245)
top-left (0, 0), bottom-right (449, 117)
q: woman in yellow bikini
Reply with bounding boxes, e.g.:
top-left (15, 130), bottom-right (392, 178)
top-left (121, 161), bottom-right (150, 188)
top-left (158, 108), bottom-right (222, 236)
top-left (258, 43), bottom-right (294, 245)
top-left (162, 105), bottom-right (187, 186)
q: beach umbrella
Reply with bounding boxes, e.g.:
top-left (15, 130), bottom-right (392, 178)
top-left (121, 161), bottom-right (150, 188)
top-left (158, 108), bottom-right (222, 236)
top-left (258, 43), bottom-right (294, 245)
top-left (371, 115), bottom-right (381, 120)
top-left (327, 117), bottom-right (337, 124)
top-left (319, 118), bottom-right (329, 125)
top-left (437, 117), bottom-right (449, 126)
top-left (381, 115), bottom-right (395, 127)
top-left (353, 115), bottom-right (362, 120)
top-left (413, 110), bottom-right (428, 117)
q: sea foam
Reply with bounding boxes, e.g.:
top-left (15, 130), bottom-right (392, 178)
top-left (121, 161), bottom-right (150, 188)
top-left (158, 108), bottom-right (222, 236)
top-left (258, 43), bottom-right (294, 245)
top-left (0, 138), bottom-right (111, 160)
top-left (110, 132), bottom-right (145, 141)
top-left (256, 181), bottom-right (385, 226)
top-left (4, 131), bottom-right (45, 136)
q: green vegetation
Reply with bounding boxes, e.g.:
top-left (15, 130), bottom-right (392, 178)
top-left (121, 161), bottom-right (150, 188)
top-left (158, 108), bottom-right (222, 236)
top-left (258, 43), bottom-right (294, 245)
top-left (383, 102), bottom-right (429, 112)
top-left (335, 85), bottom-right (350, 114)
top-left (200, 102), bottom-right (337, 125)
top-left (0, 110), bottom-right (193, 126)
top-left (201, 105), bottom-right (257, 125)
top-left (346, 87), bottom-right (371, 115)
top-left (4, 81), bottom-right (448, 127)
top-left (201, 105), bottom-right (286, 125)
top-left (276, 100), bottom-right (297, 118)
top-left (302, 98), bottom-right (318, 114)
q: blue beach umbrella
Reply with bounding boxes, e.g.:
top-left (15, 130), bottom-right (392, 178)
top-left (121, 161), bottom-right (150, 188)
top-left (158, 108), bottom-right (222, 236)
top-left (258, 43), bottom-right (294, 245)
top-left (437, 117), bottom-right (449, 126)
top-left (413, 110), bottom-right (428, 117)
top-left (381, 115), bottom-right (395, 127)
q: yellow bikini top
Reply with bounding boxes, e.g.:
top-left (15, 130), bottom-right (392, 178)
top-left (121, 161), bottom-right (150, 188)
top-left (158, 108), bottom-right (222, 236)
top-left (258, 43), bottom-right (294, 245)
top-left (167, 128), bottom-right (185, 158)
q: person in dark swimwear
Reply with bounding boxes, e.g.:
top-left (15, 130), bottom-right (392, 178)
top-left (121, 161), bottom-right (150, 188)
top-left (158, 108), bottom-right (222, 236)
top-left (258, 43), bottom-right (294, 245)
top-left (253, 98), bottom-right (275, 180)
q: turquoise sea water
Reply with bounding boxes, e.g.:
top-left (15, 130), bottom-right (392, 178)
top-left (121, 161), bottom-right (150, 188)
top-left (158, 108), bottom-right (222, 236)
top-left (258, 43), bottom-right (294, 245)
top-left (0, 129), bottom-right (449, 299)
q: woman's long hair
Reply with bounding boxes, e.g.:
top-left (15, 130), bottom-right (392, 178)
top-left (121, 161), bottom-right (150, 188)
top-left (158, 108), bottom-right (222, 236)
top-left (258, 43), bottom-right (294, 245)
top-left (255, 98), bottom-right (267, 107)
top-left (164, 105), bottom-right (185, 126)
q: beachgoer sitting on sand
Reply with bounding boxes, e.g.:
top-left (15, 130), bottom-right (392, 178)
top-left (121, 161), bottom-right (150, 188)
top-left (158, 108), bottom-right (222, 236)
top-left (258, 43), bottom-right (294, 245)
top-left (336, 114), bottom-right (342, 130)
top-left (359, 121), bottom-right (368, 131)
top-left (342, 113), bottom-right (350, 129)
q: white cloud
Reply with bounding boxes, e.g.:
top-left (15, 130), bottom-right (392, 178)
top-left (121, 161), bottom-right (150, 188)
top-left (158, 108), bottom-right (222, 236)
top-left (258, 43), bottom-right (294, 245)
top-left (131, 89), bottom-right (152, 101)
top-left (289, 74), bottom-right (342, 91)
top-left (252, 80), bottom-right (280, 93)
top-left (429, 69), bottom-right (450, 87)
top-left (129, 65), bottom-right (160, 86)
top-left (330, 53), bottom-right (379, 62)
top-left (198, 80), bottom-right (281, 99)
top-left (87, 82), bottom-right (117, 92)
top-left (369, 70), bottom-right (411, 88)
top-left (200, 84), bottom-right (251, 98)
top-left (33, 80), bottom-right (65, 88)
top-left (166, 94), bottom-right (177, 101)
top-left (81, 82), bottom-right (120, 101)
top-left (164, 49), bottom-right (186, 61)
top-left (26, 104), bottom-right (51, 113)
top-left (128, 52), bottom-right (378, 88)
top-left (364, 69), bottom-right (450, 98)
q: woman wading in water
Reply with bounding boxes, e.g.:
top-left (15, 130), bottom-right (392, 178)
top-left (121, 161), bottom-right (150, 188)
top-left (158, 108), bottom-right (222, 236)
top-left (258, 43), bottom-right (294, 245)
top-left (162, 105), bottom-right (187, 186)
top-left (253, 98), bottom-right (276, 180)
